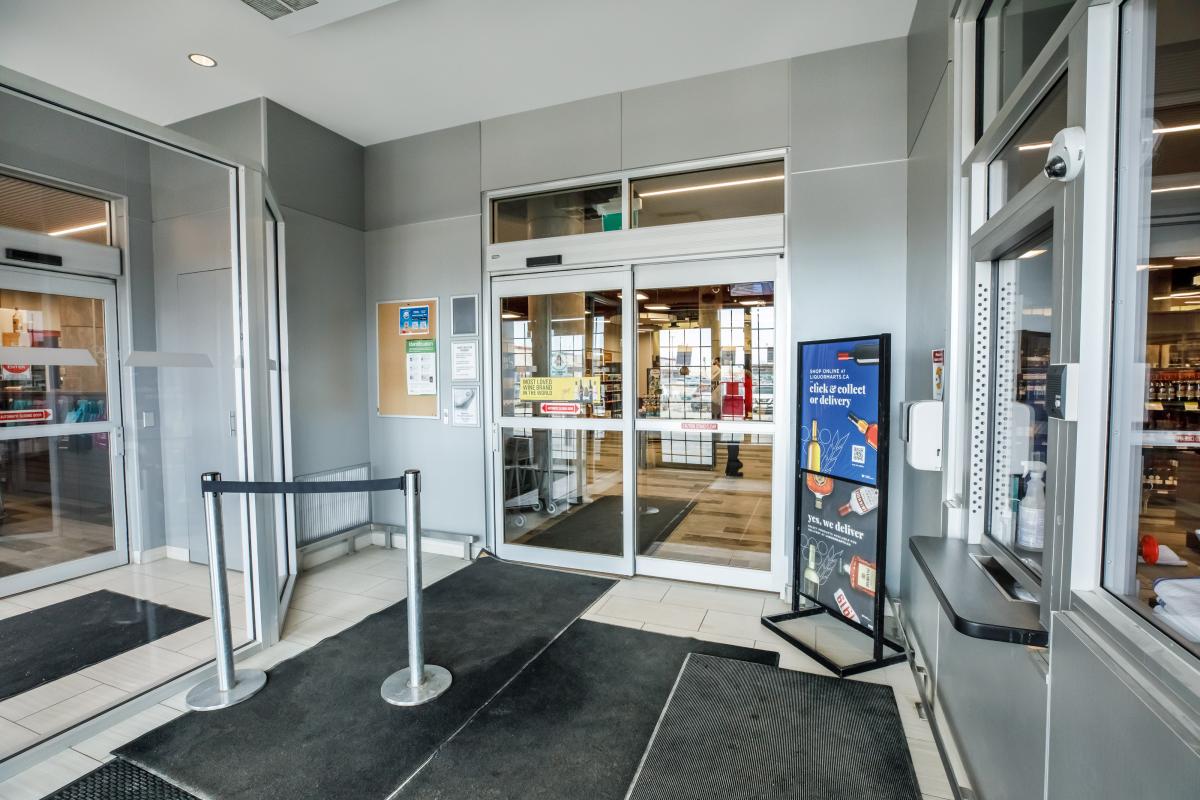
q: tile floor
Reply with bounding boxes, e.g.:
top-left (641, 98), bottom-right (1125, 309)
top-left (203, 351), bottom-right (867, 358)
top-left (0, 559), bottom-right (247, 762)
top-left (0, 547), bottom-right (958, 800)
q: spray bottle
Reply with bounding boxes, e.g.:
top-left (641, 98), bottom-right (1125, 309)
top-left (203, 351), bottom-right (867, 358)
top-left (1017, 461), bottom-right (1047, 551)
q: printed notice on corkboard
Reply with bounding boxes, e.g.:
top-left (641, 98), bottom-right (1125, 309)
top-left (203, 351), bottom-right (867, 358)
top-left (378, 298), bottom-right (438, 417)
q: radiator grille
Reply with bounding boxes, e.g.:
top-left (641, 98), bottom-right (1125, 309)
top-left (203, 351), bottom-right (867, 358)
top-left (294, 463), bottom-right (371, 547)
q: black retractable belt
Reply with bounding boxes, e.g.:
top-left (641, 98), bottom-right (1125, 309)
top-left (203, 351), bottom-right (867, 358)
top-left (200, 476), bottom-right (406, 495)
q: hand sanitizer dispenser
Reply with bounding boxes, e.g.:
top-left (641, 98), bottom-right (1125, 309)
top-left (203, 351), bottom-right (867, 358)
top-left (901, 400), bottom-right (943, 471)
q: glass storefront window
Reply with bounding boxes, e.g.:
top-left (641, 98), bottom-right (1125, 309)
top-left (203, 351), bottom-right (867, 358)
top-left (499, 289), bottom-right (622, 418)
top-left (491, 183), bottom-right (621, 244)
top-left (501, 427), bottom-right (623, 554)
top-left (1104, 0), bottom-right (1200, 657)
top-left (0, 173), bottom-right (110, 245)
top-left (636, 282), bottom-right (774, 422)
top-left (636, 431), bottom-right (772, 570)
top-left (630, 161), bottom-right (785, 229)
top-left (976, 0), bottom-right (1075, 136)
top-left (986, 234), bottom-right (1053, 578)
top-left (987, 77), bottom-right (1068, 215)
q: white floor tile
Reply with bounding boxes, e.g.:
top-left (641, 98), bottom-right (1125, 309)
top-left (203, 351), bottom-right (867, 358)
top-left (143, 621), bottom-right (213, 654)
top-left (0, 749), bottom-right (102, 800)
top-left (296, 566), bottom-right (388, 594)
top-left (0, 717), bottom-right (39, 759)
top-left (594, 595), bottom-right (706, 630)
top-left (78, 645), bottom-right (198, 694)
top-left (698, 609), bottom-right (763, 639)
top-left (661, 585), bottom-right (766, 616)
top-left (239, 640), bottom-right (309, 671)
top-left (20, 684), bottom-right (129, 735)
top-left (605, 577), bottom-right (672, 602)
top-left (70, 703), bottom-right (183, 762)
top-left (288, 588), bottom-right (392, 621)
top-left (579, 613), bottom-right (643, 630)
top-left (360, 578), bottom-right (407, 601)
top-left (0, 674), bottom-right (101, 723)
top-left (0, 599), bottom-right (27, 620)
top-left (7, 583), bottom-right (91, 610)
top-left (282, 612), bottom-right (354, 646)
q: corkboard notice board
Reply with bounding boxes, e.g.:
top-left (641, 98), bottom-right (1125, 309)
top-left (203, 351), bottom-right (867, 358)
top-left (377, 298), bottom-right (439, 418)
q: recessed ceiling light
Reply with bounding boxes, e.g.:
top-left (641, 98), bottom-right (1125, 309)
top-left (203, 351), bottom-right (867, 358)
top-left (637, 174), bottom-right (784, 198)
top-left (644, 304), bottom-right (671, 311)
top-left (1018, 248), bottom-right (1047, 259)
top-left (1152, 183), bottom-right (1200, 194)
top-left (738, 300), bottom-right (766, 306)
top-left (188, 53), bottom-right (217, 68)
top-left (501, 312), bottom-right (521, 320)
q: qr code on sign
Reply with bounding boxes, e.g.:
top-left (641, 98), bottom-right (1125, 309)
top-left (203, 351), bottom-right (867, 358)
top-left (851, 445), bottom-right (866, 465)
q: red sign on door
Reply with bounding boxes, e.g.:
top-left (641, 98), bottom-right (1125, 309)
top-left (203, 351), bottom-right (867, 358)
top-left (540, 402), bottom-right (581, 415)
top-left (681, 421), bottom-right (719, 431)
top-left (0, 409), bottom-right (52, 423)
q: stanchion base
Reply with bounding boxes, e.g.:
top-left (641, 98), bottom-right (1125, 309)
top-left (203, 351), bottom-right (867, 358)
top-left (185, 669), bottom-right (268, 711)
top-left (381, 665), bottom-right (452, 707)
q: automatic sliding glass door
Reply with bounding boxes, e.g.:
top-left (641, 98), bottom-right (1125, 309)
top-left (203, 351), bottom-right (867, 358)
top-left (632, 256), bottom-right (782, 589)
top-left (0, 264), bottom-right (126, 597)
top-left (491, 268), bottom-right (634, 574)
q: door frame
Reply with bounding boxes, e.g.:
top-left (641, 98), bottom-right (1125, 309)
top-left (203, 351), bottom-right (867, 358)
top-left (0, 262), bottom-right (129, 597)
top-left (489, 266), bottom-right (636, 576)
top-left (486, 255), bottom-right (789, 591)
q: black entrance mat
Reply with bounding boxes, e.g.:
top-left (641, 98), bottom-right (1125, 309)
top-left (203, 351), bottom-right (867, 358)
top-left (44, 758), bottom-right (198, 800)
top-left (0, 590), bottom-right (206, 702)
top-left (522, 495), bottom-right (695, 556)
top-left (117, 558), bottom-right (614, 800)
top-left (625, 654), bottom-right (922, 800)
top-left (395, 621), bottom-right (780, 800)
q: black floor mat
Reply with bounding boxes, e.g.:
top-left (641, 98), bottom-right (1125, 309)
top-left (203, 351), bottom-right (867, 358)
top-left (0, 590), bottom-right (206, 702)
top-left (626, 654), bottom-right (922, 800)
top-left (521, 496), bottom-right (695, 555)
top-left (42, 758), bottom-right (197, 799)
top-left (117, 558), bottom-right (614, 800)
top-left (395, 621), bottom-right (780, 800)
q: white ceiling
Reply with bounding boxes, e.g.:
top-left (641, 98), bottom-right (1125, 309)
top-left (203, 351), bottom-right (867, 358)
top-left (0, 0), bottom-right (917, 146)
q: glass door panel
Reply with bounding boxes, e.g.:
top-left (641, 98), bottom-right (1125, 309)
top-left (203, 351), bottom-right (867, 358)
top-left (492, 270), bottom-right (633, 574)
top-left (632, 257), bottom-right (780, 585)
top-left (0, 265), bottom-right (125, 597)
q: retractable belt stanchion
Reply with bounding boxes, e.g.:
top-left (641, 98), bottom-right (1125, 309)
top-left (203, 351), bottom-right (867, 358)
top-left (185, 469), bottom-right (450, 712)
top-left (381, 469), bottom-right (453, 706)
top-left (186, 472), bottom-right (268, 711)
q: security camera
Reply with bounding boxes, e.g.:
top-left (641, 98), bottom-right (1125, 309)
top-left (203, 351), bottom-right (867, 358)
top-left (1043, 127), bottom-right (1085, 182)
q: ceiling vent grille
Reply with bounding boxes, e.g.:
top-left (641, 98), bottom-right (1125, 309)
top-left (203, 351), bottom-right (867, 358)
top-left (240, 0), bottom-right (318, 20)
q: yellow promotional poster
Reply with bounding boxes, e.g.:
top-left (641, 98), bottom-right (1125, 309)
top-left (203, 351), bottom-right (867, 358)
top-left (519, 376), bottom-right (601, 403)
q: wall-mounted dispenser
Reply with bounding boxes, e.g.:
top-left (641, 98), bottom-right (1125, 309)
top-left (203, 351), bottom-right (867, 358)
top-left (900, 400), bottom-right (943, 471)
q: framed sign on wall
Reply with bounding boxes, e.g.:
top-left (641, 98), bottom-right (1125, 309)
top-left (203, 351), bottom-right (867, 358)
top-left (378, 298), bottom-right (439, 418)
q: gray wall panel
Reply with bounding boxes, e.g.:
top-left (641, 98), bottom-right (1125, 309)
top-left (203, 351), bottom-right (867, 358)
top-left (365, 123), bottom-right (481, 230)
top-left (481, 94), bottom-right (620, 190)
top-left (789, 160), bottom-right (907, 594)
top-left (907, 0), bottom-right (952, 155)
top-left (622, 61), bottom-right (789, 169)
top-left (265, 99), bottom-right (365, 230)
top-left (366, 215), bottom-right (485, 536)
top-left (1046, 615), bottom-right (1200, 799)
top-left (790, 38), bottom-right (907, 172)
top-left (936, 611), bottom-right (1047, 800)
top-left (283, 206), bottom-right (370, 475)
top-left (170, 99), bottom-right (266, 172)
top-left (901, 73), bottom-right (951, 563)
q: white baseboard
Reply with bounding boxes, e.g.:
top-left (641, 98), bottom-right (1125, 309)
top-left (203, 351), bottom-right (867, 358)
top-left (165, 546), bottom-right (191, 562)
top-left (131, 546), bottom-right (167, 564)
top-left (371, 530), bottom-right (472, 559)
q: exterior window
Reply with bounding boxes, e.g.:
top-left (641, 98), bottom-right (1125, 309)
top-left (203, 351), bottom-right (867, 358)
top-left (630, 161), bottom-right (784, 229)
top-left (0, 174), bottom-right (110, 245)
top-left (987, 77), bottom-right (1068, 216)
top-left (1104, 0), bottom-right (1200, 657)
top-left (976, 0), bottom-right (1074, 136)
top-left (491, 183), bottom-right (621, 244)
top-left (985, 234), bottom-right (1053, 579)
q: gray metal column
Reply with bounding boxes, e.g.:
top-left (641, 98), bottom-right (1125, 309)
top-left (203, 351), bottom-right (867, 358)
top-left (381, 469), bottom-right (452, 706)
top-left (186, 472), bottom-right (267, 711)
